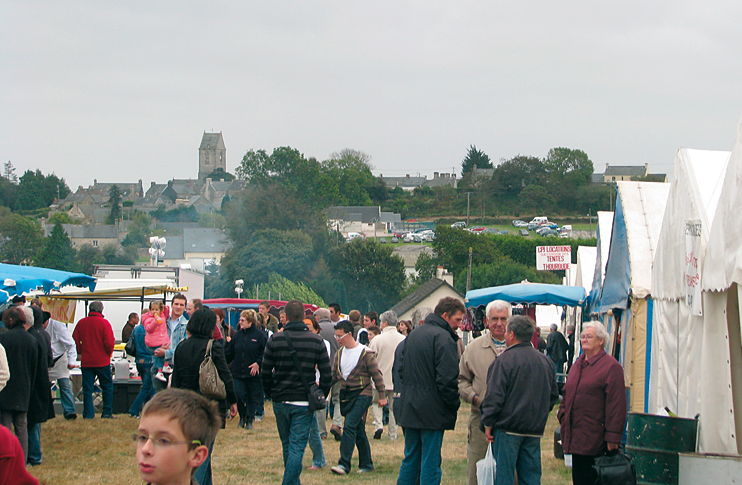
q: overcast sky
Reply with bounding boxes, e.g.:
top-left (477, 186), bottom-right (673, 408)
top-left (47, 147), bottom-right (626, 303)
top-left (3, 1), bottom-right (742, 189)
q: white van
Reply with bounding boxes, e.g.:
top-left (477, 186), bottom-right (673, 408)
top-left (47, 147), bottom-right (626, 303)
top-left (529, 217), bottom-right (549, 225)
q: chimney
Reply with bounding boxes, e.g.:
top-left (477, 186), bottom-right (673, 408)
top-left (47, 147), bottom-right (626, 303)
top-left (151, 181), bottom-right (156, 187)
top-left (605, 163), bottom-right (609, 170)
top-left (406, 174), bottom-right (410, 178)
top-left (436, 266), bottom-right (454, 286)
top-left (434, 172), bottom-right (439, 179)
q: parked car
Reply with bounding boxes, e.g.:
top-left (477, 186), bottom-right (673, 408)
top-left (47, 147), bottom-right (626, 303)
top-left (558, 232), bottom-right (569, 239)
top-left (527, 223), bottom-right (540, 231)
top-left (391, 237), bottom-right (399, 243)
top-left (379, 237), bottom-right (387, 243)
top-left (512, 220), bottom-right (527, 228)
top-left (559, 225), bottom-right (572, 232)
top-left (451, 221), bottom-right (467, 228)
top-left (519, 229), bottom-right (530, 237)
top-left (529, 216), bottom-right (549, 225)
top-left (394, 231), bottom-right (409, 238)
top-left (545, 222), bottom-right (559, 229)
top-left (469, 226), bottom-right (487, 233)
top-left (403, 233), bottom-right (414, 243)
top-left (413, 234), bottom-right (424, 243)
top-left (540, 229), bottom-right (559, 237)
top-left (345, 232), bottom-right (365, 242)
top-left (498, 230), bottom-right (509, 235)
top-left (535, 226), bottom-right (551, 235)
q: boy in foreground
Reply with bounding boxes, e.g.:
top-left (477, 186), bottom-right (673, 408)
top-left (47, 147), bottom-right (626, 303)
top-left (134, 388), bottom-right (221, 485)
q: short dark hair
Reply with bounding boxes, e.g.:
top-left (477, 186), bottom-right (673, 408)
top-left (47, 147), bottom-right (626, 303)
top-left (369, 326), bottom-right (381, 336)
top-left (334, 320), bottom-right (355, 335)
top-left (31, 298), bottom-right (42, 307)
top-left (186, 308), bottom-right (216, 337)
top-left (212, 308), bottom-right (225, 322)
top-left (141, 388), bottom-right (221, 449)
top-left (329, 303), bottom-right (341, 314)
top-left (258, 300), bottom-right (270, 310)
top-left (348, 310), bottom-right (361, 323)
top-left (284, 300), bottom-right (304, 322)
top-left (191, 298), bottom-right (203, 310)
top-left (2, 306), bottom-right (26, 329)
top-left (508, 315), bottom-right (535, 343)
top-left (364, 311), bottom-right (378, 322)
top-left (434, 297), bottom-right (465, 318)
top-left (89, 301), bottom-right (104, 313)
top-left (128, 312), bottom-right (138, 322)
top-left (172, 293), bottom-right (187, 304)
top-left (11, 295), bottom-right (25, 304)
top-left (304, 315), bottom-right (320, 332)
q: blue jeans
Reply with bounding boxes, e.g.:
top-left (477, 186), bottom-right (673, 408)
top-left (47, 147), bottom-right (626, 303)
top-left (129, 364), bottom-right (156, 417)
top-left (149, 347), bottom-right (164, 371)
top-left (56, 377), bottom-right (76, 416)
top-left (273, 402), bottom-right (313, 485)
top-left (234, 376), bottom-right (263, 421)
top-left (308, 409), bottom-right (325, 468)
top-left (81, 366), bottom-right (113, 418)
top-left (397, 428), bottom-right (445, 485)
top-left (194, 441), bottom-right (214, 485)
top-left (491, 429), bottom-right (541, 485)
top-left (27, 423), bottom-right (42, 465)
top-left (338, 394), bottom-right (373, 472)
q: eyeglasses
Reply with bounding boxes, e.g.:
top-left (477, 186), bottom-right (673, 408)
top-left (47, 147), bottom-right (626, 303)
top-left (131, 433), bottom-right (201, 449)
top-left (334, 333), bottom-right (349, 341)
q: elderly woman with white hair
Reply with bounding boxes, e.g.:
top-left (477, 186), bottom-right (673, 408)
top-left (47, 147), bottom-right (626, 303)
top-left (558, 321), bottom-right (627, 485)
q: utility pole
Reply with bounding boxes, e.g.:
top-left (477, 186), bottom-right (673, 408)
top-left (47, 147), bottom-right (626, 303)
top-left (466, 192), bottom-right (472, 227)
top-left (466, 247), bottom-right (473, 294)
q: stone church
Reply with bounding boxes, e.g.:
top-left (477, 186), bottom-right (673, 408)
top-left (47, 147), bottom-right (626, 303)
top-left (198, 132), bottom-right (226, 180)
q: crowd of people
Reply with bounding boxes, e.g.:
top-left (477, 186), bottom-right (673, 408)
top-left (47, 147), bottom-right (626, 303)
top-left (0, 292), bottom-right (627, 485)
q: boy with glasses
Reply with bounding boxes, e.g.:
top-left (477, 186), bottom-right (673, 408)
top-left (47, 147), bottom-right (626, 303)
top-left (133, 388), bottom-right (221, 485)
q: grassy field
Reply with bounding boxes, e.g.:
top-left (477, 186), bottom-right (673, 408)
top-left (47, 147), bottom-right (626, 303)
top-left (29, 404), bottom-right (572, 484)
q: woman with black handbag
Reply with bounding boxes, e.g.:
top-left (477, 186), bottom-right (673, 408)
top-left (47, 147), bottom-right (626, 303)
top-left (329, 320), bottom-right (386, 476)
top-left (171, 309), bottom-right (237, 485)
top-left (558, 321), bottom-right (628, 484)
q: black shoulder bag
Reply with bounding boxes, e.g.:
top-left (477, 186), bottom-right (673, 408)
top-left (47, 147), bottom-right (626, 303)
top-left (284, 332), bottom-right (326, 412)
top-left (125, 338), bottom-right (137, 358)
top-left (592, 449), bottom-right (636, 485)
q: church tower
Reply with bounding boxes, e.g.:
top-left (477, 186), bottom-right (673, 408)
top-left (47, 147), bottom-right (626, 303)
top-left (198, 132), bottom-right (226, 180)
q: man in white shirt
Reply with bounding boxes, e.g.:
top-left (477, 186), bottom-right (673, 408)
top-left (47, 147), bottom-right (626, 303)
top-left (42, 311), bottom-right (78, 420)
top-left (368, 310), bottom-right (405, 440)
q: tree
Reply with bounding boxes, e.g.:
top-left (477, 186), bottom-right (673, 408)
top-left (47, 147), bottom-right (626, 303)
top-left (35, 222), bottom-right (76, 270)
top-left (255, 273), bottom-right (326, 306)
top-left (0, 208), bottom-right (43, 264)
top-left (15, 170), bottom-right (70, 212)
top-left (122, 212), bottom-right (152, 247)
top-left (543, 147), bottom-right (593, 185)
top-left (106, 185), bottom-right (122, 224)
top-left (206, 168), bottom-right (235, 181)
top-left (76, 244), bottom-right (100, 275)
top-left (324, 149), bottom-right (375, 206)
top-left (327, 239), bottom-right (406, 312)
top-left (3, 162), bottom-right (17, 184)
top-left (461, 145), bottom-right (492, 176)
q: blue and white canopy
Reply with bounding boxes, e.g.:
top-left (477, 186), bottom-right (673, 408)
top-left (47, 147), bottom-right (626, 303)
top-left (465, 282), bottom-right (587, 308)
top-left (0, 263), bottom-right (96, 304)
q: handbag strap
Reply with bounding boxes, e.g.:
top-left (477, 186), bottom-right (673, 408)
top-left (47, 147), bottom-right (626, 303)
top-left (284, 332), bottom-right (313, 395)
top-left (205, 338), bottom-right (214, 357)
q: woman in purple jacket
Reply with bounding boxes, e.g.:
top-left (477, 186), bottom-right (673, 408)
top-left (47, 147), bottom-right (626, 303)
top-left (558, 321), bottom-right (627, 485)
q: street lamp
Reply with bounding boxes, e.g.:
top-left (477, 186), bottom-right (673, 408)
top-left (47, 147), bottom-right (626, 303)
top-left (234, 279), bottom-right (244, 299)
top-left (148, 236), bottom-right (166, 267)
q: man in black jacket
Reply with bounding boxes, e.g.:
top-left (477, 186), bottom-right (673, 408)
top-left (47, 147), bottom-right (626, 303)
top-left (261, 300), bottom-right (332, 485)
top-left (394, 297), bottom-right (463, 485)
top-left (545, 323), bottom-right (569, 374)
top-left (480, 316), bottom-right (559, 485)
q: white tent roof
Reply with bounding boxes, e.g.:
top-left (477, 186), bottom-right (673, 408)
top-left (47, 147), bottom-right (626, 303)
top-left (575, 246), bottom-right (597, 294)
top-left (704, 118), bottom-right (742, 292)
top-left (617, 181), bottom-right (671, 299)
top-left (653, 148), bottom-right (729, 299)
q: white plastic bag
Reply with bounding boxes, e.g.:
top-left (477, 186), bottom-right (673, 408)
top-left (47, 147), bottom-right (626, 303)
top-left (476, 444), bottom-right (497, 485)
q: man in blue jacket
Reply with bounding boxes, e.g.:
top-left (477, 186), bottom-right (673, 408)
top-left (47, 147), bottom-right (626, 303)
top-left (394, 297), bottom-right (464, 485)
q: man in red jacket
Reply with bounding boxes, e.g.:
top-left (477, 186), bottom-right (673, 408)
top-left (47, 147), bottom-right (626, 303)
top-left (72, 301), bottom-right (115, 419)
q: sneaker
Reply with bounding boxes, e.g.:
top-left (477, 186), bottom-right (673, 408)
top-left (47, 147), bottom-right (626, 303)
top-left (254, 416), bottom-right (263, 422)
top-left (64, 413), bottom-right (77, 420)
top-left (101, 415), bottom-right (117, 419)
top-left (330, 465), bottom-right (348, 475)
top-left (154, 371), bottom-right (167, 382)
top-left (373, 429), bottom-right (383, 440)
top-left (357, 468), bottom-right (374, 473)
top-left (161, 364), bottom-right (173, 373)
top-left (309, 465), bottom-right (324, 470)
top-left (330, 425), bottom-right (342, 442)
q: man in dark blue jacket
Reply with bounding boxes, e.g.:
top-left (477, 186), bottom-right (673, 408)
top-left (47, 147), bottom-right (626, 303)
top-left (261, 300), bottom-right (332, 485)
top-left (394, 297), bottom-right (464, 485)
top-left (480, 315), bottom-right (559, 485)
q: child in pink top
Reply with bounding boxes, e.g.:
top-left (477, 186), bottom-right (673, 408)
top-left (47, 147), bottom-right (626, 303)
top-left (142, 301), bottom-right (170, 382)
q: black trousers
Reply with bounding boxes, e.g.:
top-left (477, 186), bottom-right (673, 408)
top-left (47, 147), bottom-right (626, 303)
top-left (571, 453), bottom-right (599, 485)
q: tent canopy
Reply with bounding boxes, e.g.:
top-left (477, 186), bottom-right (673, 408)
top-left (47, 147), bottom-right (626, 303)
top-left (596, 182), bottom-right (669, 313)
top-left (38, 285), bottom-right (187, 300)
top-left (0, 263), bottom-right (96, 303)
top-left (465, 283), bottom-right (586, 308)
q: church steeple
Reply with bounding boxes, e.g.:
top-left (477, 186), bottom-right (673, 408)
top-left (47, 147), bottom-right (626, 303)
top-left (198, 132), bottom-right (226, 180)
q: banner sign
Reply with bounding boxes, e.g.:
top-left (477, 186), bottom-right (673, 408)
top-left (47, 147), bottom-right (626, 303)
top-left (536, 246), bottom-right (572, 271)
top-left (685, 220), bottom-right (703, 316)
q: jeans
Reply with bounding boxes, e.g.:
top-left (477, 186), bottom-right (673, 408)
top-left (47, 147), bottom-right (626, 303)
top-left (273, 402), bottom-right (313, 485)
top-left (81, 366), bottom-right (113, 418)
top-left (149, 347), bottom-right (164, 371)
top-left (338, 394), bottom-right (373, 472)
top-left (0, 411), bottom-right (28, 460)
top-left (194, 440), bottom-right (214, 485)
top-left (307, 409), bottom-right (326, 468)
top-left (56, 378), bottom-right (76, 416)
top-left (234, 376), bottom-right (263, 421)
top-left (491, 429), bottom-right (541, 485)
top-left (330, 381), bottom-right (343, 427)
top-left (397, 428), bottom-right (445, 485)
top-left (129, 363), bottom-right (156, 417)
top-left (27, 423), bottom-right (42, 465)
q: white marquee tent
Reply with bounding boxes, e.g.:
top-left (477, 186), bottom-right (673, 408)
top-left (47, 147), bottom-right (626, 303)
top-left (649, 148), bottom-right (729, 453)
